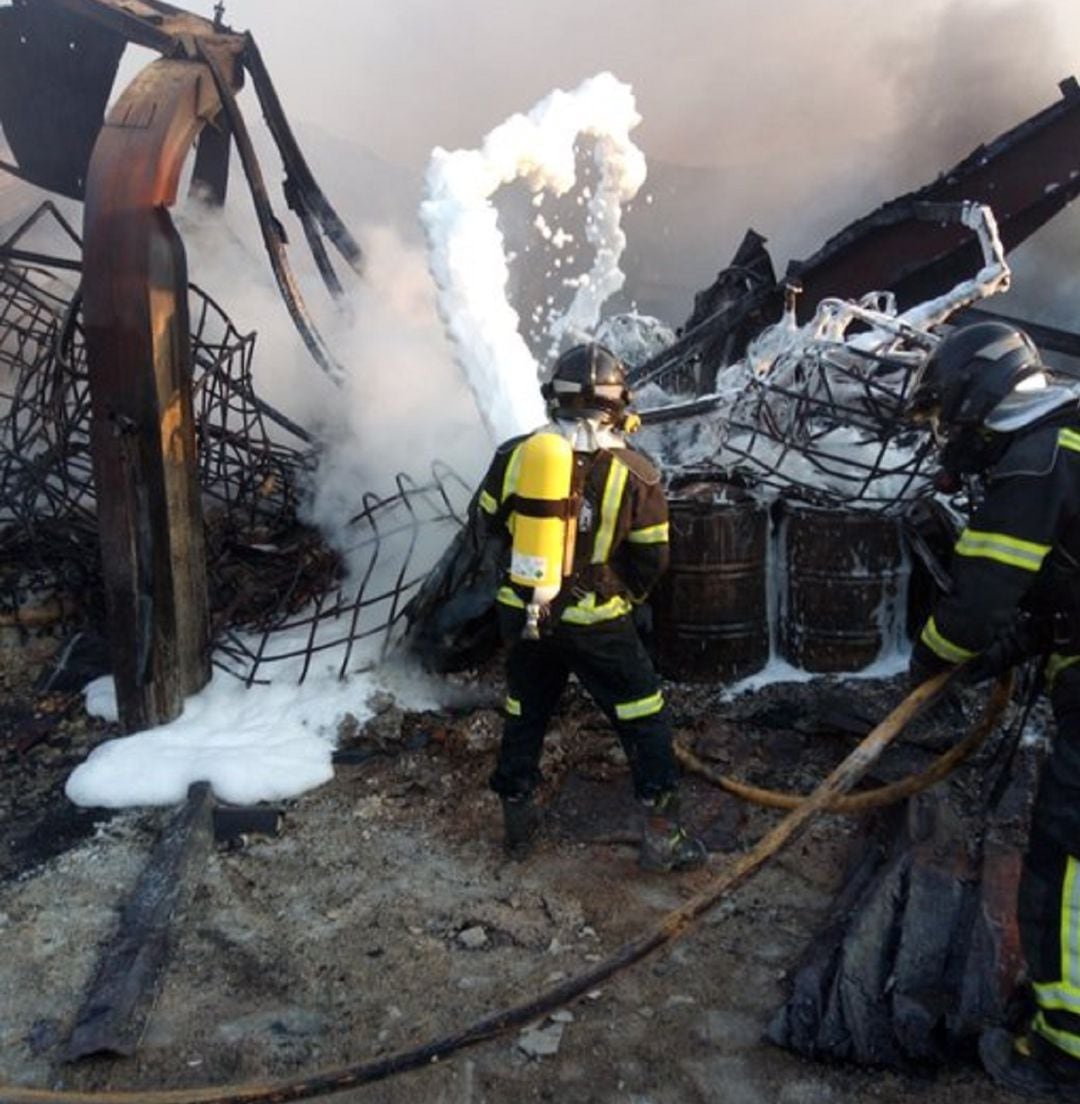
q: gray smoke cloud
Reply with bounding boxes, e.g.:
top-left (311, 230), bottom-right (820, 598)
top-left (157, 0), bottom-right (1080, 516)
top-left (208, 0), bottom-right (1080, 325)
top-left (216, 0), bottom-right (1073, 172)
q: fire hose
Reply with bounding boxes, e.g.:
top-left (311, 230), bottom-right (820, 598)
top-left (676, 669), bottom-right (1015, 813)
top-left (0, 669), bottom-right (1010, 1104)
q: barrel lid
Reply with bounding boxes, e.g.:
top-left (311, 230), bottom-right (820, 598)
top-left (668, 471), bottom-right (756, 506)
top-left (777, 487), bottom-right (896, 519)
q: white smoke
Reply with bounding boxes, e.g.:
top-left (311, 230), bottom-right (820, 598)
top-left (303, 225), bottom-right (485, 546)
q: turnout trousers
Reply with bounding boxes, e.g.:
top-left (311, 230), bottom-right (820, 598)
top-left (1018, 658), bottom-right (1080, 1062)
top-left (488, 608), bottom-right (679, 802)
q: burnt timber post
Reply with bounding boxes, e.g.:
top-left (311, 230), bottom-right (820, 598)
top-left (82, 48), bottom-right (242, 730)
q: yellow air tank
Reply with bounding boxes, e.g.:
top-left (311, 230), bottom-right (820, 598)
top-left (509, 431), bottom-right (574, 637)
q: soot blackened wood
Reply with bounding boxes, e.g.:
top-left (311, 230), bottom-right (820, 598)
top-left (768, 740), bottom-right (1039, 1067)
top-left (66, 782), bottom-right (215, 1061)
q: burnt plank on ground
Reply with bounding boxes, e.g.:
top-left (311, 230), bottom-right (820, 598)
top-left (65, 781), bottom-right (215, 1061)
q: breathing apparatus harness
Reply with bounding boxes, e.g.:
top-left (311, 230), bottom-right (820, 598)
top-left (504, 414), bottom-right (642, 639)
top-left (505, 429), bottom-right (578, 639)
top-left (501, 343), bottom-right (643, 638)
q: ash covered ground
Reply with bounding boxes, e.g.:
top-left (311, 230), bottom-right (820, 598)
top-left (0, 639), bottom-right (1033, 1104)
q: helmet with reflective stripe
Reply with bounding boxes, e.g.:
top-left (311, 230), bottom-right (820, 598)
top-left (541, 343), bottom-right (631, 422)
top-left (907, 321), bottom-right (1044, 432)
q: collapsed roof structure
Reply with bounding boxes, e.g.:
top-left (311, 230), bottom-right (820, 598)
top-left (629, 77), bottom-right (1080, 507)
top-left (4, 3), bottom-right (1080, 1087)
top-left (638, 75), bottom-right (1080, 391)
top-left (0, 0), bottom-right (458, 730)
top-left (3, 2), bottom-right (1080, 732)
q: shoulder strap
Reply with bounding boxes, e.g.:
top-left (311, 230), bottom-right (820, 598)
top-left (612, 446), bottom-right (661, 486)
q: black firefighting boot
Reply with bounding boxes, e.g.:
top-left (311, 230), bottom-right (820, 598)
top-left (501, 795), bottom-right (541, 860)
top-left (639, 791), bottom-right (708, 873)
top-left (979, 1026), bottom-right (1080, 1099)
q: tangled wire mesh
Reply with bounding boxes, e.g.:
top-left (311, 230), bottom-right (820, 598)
top-left (0, 205), bottom-right (471, 683)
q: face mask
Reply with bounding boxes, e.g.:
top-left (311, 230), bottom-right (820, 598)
top-left (937, 425), bottom-right (1007, 478)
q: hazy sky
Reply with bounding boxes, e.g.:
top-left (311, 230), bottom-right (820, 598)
top-left (103, 1), bottom-right (1080, 338)
top-left (168, 0), bottom-right (1080, 321)
top-left (209, 0), bottom-right (1078, 177)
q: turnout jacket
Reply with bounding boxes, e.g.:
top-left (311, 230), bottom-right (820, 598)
top-left (914, 416), bottom-right (1080, 678)
top-left (477, 430), bottom-right (670, 626)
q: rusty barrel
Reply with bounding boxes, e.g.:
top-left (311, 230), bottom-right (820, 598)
top-left (779, 499), bottom-right (907, 672)
top-left (651, 482), bottom-right (769, 682)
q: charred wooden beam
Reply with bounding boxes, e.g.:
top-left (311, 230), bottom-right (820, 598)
top-left (42, 0), bottom-right (226, 57)
top-left (242, 34), bottom-right (364, 279)
top-left (82, 53), bottom-right (242, 730)
top-left (783, 80), bottom-right (1080, 322)
top-left (198, 40), bottom-right (349, 385)
top-left (65, 782), bottom-right (215, 1061)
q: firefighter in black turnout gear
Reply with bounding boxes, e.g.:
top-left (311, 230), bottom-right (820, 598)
top-left (477, 342), bottom-right (707, 873)
top-left (906, 320), bottom-right (1080, 1096)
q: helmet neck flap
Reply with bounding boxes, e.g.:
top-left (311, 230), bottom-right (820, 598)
top-left (908, 321), bottom-right (1044, 433)
top-left (541, 342), bottom-right (632, 425)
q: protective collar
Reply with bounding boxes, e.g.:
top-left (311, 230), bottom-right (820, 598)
top-left (550, 417), bottom-right (625, 452)
top-left (984, 382), bottom-right (1078, 433)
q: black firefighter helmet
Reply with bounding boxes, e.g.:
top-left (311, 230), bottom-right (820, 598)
top-left (541, 342), bottom-right (631, 422)
top-left (906, 320), bottom-right (1044, 435)
top-left (907, 321), bottom-right (1055, 484)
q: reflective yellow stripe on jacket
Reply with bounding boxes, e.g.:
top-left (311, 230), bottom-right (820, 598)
top-left (1033, 1013), bottom-right (1080, 1059)
top-left (615, 690), bottom-right (664, 721)
top-left (561, 593), bottom-right (633, 624)
top-left (592, 458), bottom-right (629, 564)
top-left (1060, 427), bottom-right (1080, 455)
top-left (627, 522), bottom-right (669, 544)
top-left (953, 527), bottom-right (1051, 572)
top-left (1048, 654), bottom-right (1080, 692)
top-left (502, 443), bottom-right (526, 533)
top-left (496, 585), bottom-right (633, 624)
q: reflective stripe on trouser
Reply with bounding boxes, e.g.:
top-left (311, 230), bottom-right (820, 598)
top-left (1021, 661), bottom-right (1080, 1060)
top-left (488, 607), bottom-right (678, 801)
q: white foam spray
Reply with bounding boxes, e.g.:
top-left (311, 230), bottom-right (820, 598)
top-left (420, 71), bottom-right (646, 444)
top-left (63, 76), bottom-right (649, 809)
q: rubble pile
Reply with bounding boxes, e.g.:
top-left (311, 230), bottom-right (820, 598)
top-left (0, 207), bottom-right (470, 686)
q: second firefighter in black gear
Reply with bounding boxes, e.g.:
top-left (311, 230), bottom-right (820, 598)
top-left (478, 342), bottom-right (707, 872)
top-left (906, 320), bottom-right (1080, 1095)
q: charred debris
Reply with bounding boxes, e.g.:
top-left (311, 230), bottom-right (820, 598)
top-left (0, 0), bottom-right (464, 733)
top-left (5, 0), bottom-right (1080, 1079)
top-left (2, 4), bottom-right (1080, 717)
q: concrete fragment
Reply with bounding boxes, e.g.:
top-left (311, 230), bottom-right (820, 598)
top-left (457, 925), bottom-right (488, 950)
top-left (517, 1019), bottom-right (566, 1058)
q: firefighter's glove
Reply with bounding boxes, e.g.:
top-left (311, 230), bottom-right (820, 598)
top-left (964, 616), bottom-right (1046, 685)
